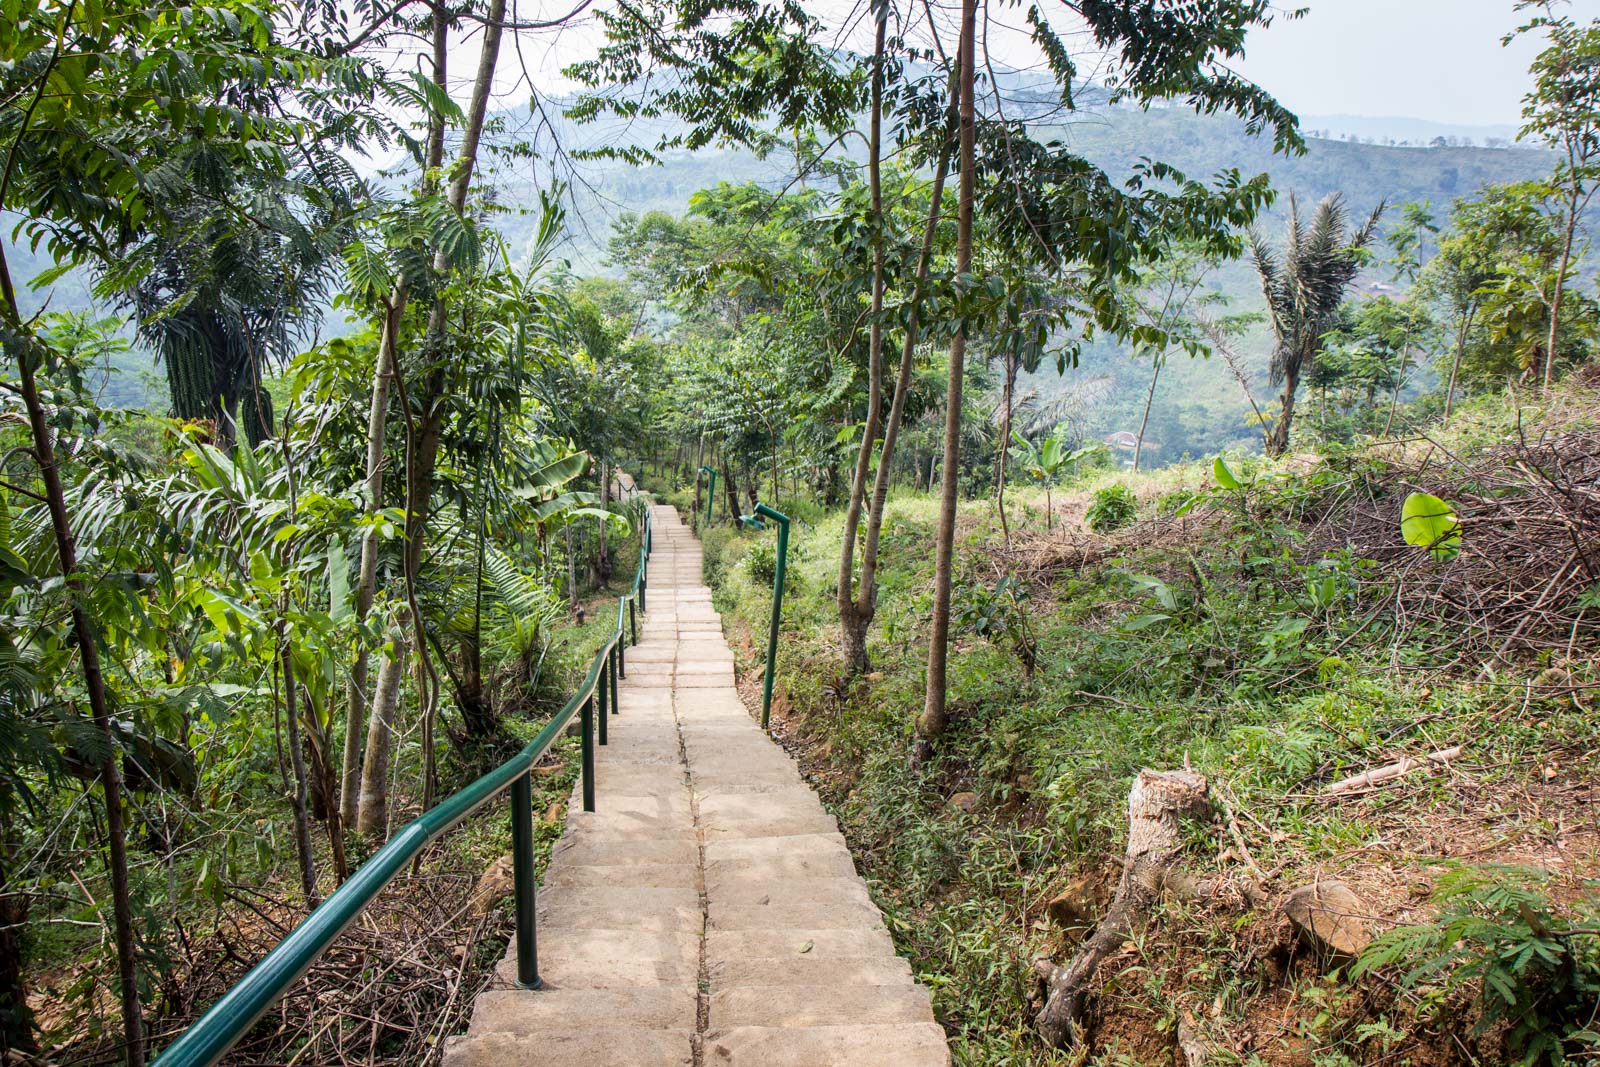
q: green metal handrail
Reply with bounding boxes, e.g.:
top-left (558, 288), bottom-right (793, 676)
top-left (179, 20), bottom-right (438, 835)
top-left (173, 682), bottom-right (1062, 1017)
top-left (752, 502), bottom-right (789, 732)
top-left (151, 506), bottom-right (653, 1067)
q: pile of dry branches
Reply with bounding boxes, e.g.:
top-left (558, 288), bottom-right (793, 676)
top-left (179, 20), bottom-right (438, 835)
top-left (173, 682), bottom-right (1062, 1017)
top-left (1309, 427), bottom-right (1599, 675)
top-left (146, 866), bottom-right (508, 1067)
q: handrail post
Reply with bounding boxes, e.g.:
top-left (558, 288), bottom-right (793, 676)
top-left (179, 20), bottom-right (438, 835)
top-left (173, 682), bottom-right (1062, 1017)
top-left (610, 644), bottom-right (620, 716)
top-left (753, 503), bottom-right (791, 733)
top-left (510, 772), bottom-right (541, 989)
top-left (581, 695), bottom-right (596, 812)
top-left (597, 652), bottom-right (609, 747)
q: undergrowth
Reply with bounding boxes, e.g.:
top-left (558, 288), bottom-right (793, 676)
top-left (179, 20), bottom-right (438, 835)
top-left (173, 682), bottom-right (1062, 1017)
top-left (689, 382), bottom-right (1600, 1066)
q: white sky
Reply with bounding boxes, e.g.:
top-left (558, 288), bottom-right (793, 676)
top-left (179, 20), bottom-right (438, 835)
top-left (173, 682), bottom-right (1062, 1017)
top-left (421, 0), bottom-right (1586, 133)
top-left (1230, 0), bottom-right (1572, 128)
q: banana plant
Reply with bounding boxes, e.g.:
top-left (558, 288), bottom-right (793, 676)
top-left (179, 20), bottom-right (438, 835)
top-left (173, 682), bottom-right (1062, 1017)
top-left (1009, 431), bottom-right (1097, 531)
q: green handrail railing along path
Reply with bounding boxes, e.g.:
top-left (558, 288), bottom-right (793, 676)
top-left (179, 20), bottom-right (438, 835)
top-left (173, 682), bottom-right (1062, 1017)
top-left (753, 502), bottom-right (789, 732)
top-left (152, 503), bottom-right (653, 1067)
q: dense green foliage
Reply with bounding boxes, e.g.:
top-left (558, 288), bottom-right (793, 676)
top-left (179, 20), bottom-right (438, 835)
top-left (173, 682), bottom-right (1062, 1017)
top-left (2, 0), bottom-right (1597, 1063)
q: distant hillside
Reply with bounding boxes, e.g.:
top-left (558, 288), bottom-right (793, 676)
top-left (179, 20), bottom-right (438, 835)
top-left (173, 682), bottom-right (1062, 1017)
top-left (507, 98), bottom-right (1553, 464)
top-left (7, 93), bottom-right (1557, 436)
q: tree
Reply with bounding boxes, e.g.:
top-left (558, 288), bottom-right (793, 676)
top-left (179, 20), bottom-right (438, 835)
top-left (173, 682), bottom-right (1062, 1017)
top-left (1511, 3), bottom-right (1600, 391)
top-left (1250, 193), bottom-right (1384, 457)
top-left (915, 0), bottom-right (976, 752)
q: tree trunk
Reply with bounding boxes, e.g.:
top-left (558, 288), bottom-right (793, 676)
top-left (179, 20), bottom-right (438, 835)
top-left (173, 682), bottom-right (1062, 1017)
top-left (1, 297), bottom-right (145, 1064)
top-left (1035, 769), bottom-right (1210, 1048)
top-left (356, 619), bottom-right (409, 837)
top-left (1134, 351), bottom-right (1162, 472)
top-left (916, 0), bottom-right (976, 752)
top-left (1382, 343), bottom-right (1409, 438)
top-left (995, 349), bottom-right (1017, 544)
top-left (1545, 189), bottom-right (1577, 393)
top-left (343, 5), bottom-right (448, 833)
top-left (1266, 363), bottom-right (1299, 457)
top-left (1443, 305), bottom-right (1476, 427)
top-left (693, 436), bottom-right (705, 519)
top-left (1, 820), bottom-right (36, 1057)
top-left (279, 636), bottom-right (319, 906)
top-left (836, 14), bottom-right (889, 676)
top-left (722, 461), bottom-right (741, 527)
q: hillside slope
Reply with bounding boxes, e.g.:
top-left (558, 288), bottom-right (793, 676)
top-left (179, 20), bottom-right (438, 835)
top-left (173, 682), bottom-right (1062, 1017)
top-left (673, 375), bottom-right (1600, 1066)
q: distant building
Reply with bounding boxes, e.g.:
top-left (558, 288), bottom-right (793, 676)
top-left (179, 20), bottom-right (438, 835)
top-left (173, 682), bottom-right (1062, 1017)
top-left (1103, 430), bottom-right (1160, 453)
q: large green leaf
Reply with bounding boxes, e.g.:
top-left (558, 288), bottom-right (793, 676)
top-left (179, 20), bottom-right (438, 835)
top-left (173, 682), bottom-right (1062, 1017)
top-left (1401, 491), bottom-right (1462, 561)
top-left (1213, 456), bottom-right (1243, 491)
top-left (326, 539), bottom-right (350, 622)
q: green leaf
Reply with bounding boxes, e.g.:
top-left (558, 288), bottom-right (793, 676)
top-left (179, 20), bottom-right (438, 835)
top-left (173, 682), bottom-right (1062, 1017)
top-left (1213, 456), bottom-right (1242, 491)
top-left (327, 540), bottom-right (350, 622)
top-left (1401, 491), bottom-right (1462, 562)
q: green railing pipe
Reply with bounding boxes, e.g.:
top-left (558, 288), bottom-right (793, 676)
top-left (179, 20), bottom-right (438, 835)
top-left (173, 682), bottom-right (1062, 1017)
top-left (698, 465), bottom-right (717, 526)
top-left (152, 505), bottom-right (652, 1067)
top-left (753, 502), bottom-right (789, 732)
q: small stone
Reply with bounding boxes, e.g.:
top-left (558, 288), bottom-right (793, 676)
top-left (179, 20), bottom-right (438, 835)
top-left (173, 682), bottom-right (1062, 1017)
top-left (469, 854), bottom-right (514, 914)
top-left (948, 791), bottom-right (978, 813)
top-left (1282, 880), bottom-right (1371, 958)
top-left (1046, 872), bottom-right (1109, 929)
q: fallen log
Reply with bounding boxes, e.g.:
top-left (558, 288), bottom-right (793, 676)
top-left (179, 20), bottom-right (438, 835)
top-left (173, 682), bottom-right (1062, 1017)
top-left (1035, 768), bottom-right (1210, 1048)
top-left (1322, 745), bottom-right (1462, 796)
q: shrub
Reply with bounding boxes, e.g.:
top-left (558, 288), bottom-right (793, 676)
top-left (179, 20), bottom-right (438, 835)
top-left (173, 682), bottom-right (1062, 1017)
top-left (744, 538), bottom-right (778, 587)
top-left (700, 527), bottom-right (742, 589)
top-left (1352, 864), bottom-right (1600, 1064)
top-left (1086, 484), bottom-right (1138, 532)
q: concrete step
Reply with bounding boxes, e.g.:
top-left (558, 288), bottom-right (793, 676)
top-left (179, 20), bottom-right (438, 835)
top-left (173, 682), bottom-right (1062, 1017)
top-left (706, 927), bottom-right (897, 960)
top-left (495, 930), bottom-right (699, 987)
top-left (709, 900), bottom-right (884, 932)
top-left (708, 955), bottom-right (912, 989)
top-left (545, 862), bottom-right (700, 888)
top-left (443, 1029), bottom-right (693, 1067)
top-left (467, 987), bottom-right (696, 1035)
top-left (701, 1024), bottom-right (951, 1067)
top-left (709, 984), bottom-right (935, 1028)
top-left (550, 837), bottom-right (698, 869)
top-left (704, 833), bottom-right (851, 863)
top-left (709, 877), bottom-right (872, 906)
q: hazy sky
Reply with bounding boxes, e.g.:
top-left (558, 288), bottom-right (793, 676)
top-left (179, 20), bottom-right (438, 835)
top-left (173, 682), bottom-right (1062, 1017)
top-left (441, 0), bottom-right (1589, 132)
top-left (1232, 0), bottom-right (1566, 127)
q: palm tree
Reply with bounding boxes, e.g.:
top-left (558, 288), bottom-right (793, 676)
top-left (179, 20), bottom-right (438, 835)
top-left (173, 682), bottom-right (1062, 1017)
top-left (1251, 193), bottom-right (1384, 456)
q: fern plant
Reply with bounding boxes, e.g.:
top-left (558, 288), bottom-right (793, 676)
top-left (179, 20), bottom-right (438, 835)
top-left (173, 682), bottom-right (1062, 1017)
top-left (1351, 864), bottom-right (1600, 1064)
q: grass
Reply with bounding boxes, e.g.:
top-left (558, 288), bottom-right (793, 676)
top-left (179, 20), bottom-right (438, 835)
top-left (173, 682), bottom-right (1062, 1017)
top-left (675, 381), bottom-right (1600, 1065)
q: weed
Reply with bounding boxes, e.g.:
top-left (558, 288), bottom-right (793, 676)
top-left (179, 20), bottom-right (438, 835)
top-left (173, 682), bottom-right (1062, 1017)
top-left (1086, 484), bottom-right (1138, 532)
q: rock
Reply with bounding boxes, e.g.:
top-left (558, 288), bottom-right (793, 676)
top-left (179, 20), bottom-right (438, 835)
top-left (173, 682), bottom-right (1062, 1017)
top-left (470, 854), bottom-right (515, 914)
top-left (948, 791), bottom-right (978, 813)
top-left (1046, 872), bottom-right (1109, 929)
top-left (1281, 880), bottom-right (1371, 958)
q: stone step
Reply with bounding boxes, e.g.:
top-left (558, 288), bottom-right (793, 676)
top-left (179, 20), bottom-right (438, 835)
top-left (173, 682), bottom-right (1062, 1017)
top-left (701, 1024), bottom-right (951, 1067)
top-left (443, 1029), bottom-right (693, 1067)
top-left (467, 987), bottom-right (696, 1035)
top-left (709, 984), bottom-right (935, 1028)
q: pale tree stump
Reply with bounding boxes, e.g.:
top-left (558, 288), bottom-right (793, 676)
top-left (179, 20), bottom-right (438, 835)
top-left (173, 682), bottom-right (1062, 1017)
top-left (1035, 768), bottom-right (1210, 1048)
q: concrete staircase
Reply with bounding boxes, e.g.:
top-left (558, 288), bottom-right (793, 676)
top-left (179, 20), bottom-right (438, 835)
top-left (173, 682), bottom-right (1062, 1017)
top-left (444, 503), bottom-right (949, 1067)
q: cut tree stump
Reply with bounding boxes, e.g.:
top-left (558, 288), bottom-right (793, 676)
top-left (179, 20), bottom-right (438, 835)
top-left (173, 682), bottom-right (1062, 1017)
top-left (1034, 768), bottom-right (1210, 1049)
